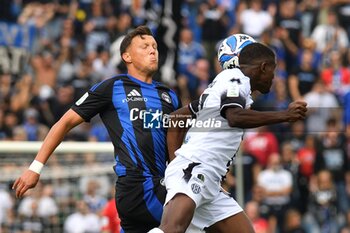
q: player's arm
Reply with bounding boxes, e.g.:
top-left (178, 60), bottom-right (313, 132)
top-left (12, 109), bottom-right (84, 198)
top-left (223, 101), bottom-right (307, 128)
top-left (167, 100), bottom-right (198, 162)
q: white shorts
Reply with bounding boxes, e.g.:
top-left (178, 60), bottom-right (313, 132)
top-left (164, 156), bottom-right (243, 230)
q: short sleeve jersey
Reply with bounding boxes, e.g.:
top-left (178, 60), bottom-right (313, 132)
top-left (71, 74), bottom-right (181, 178)
top-left (175, 68), bottom-right (253, 179)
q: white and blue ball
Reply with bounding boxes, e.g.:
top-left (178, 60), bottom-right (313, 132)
top-left (217, 33), bottom-right (256, 69)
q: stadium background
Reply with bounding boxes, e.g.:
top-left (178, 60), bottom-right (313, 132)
top-left (0, 0), bottom-right (350, 232)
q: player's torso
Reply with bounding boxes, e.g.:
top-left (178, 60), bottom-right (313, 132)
top-left (176, 69), bottom-right (251, 178)
top-left (100, 75), bottom-right (179, 177)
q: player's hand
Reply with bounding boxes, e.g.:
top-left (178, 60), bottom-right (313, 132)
top-left (286, 101), bottom-right (307, 122)
top-left (12, 170), bottom-right (40, 198)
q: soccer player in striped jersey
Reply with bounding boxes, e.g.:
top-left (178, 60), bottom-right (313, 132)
top-left (13, 26), bottom-right (199, 233)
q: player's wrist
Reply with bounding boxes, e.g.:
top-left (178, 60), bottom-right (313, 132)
top-left (29, 160), bottom-right (44, 174)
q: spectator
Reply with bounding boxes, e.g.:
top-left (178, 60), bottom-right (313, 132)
top-left (0, 109), bottom-right (5, 139)
top-left (83, 1), bottom-right (110, 56)
top-left (177, 27), bottom-right (206, 102)
top-left (2, 111), bottom-right (20, 140)
top-left (303, 80), bottom-right (340, 133)
top-left (64, 200), bottom-right (102, 233)
top-left (311, 8), bottom-right (349, 65)
top-left (31, 50), bottom-right (59, 90)
top-left (82, 179), bottom-right (107, 214)
top-left (101, 197), bottom-right (121, 233)
top-left (56, 37), bottom-right (80, 85)
top-left (288, 49), bottom-right (319, 102)
top-left (275, 0), bottom-right (303, 73)
top-left (18, 183), bottom-right (59, 219)
top-left (282, 120), bottom-right (306, 152)
top-left (296, 38), bottom-right (322, 70)
top-left (197, 0), bottom-right (229, 69)
top-left (283, 208), bottom-right (307, 233)
top-left (9, 74), bottom-right (33, 113)
top-left (280, 142), bottom-right (300, 209)
top-left (244, 200), bottom-right (268, 233)
top-left (0, 74), bottom-right (12, 109)
top-left (238, 0), bottom-right (273, 40)
top-left (92, 49), bottom-right (116, 80)
top-left (314, 118), bottom-right (350, 215)
top-left (71, 56), bottom-right (100, 99)
top-left (18, 182), bottom-right (59, 232)
top-left (192, 58), bottom-right (210, 98)
top-left (343, 89), bottom-right (350, 137)
top-left (299, 0), bottom-right (320, 37)
top-left (303, 170), bottom-right (339, 233)
top-left (20, 108), bottom-right (49, 141)
top-left (17, 2), bottom-right (55, 53)
top-left (47, 84), bottom-right (75, 123)
top-left (334, 2), bottom-right (350, 39)
top-left (339, 210), bottom-right (350, 233)
top-left (260, 29), bottom-right (287, 78)
top-left (0, 184), bottom-right (13, 228)
top-left (257, 153), bottom-right (293, 233)
top-left (244, 126), bottom-right (279, 167)
top-left (88, 120), bottom-right (110, 142)
top-left (231, 144), bottom-right (262, 203)
top-left (296, 134), bottom-right (316, 214)
top-left (321, 50), bottom-right (350, 100)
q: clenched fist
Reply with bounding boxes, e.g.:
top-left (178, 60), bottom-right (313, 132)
top-left (286, 101), bottom-right (308, 122)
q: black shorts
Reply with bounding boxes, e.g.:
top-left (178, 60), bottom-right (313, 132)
top-left (115, 176), bottom-right (166, 233)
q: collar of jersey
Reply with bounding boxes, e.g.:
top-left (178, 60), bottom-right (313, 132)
top-left (126, 74), bottom-right (155, 87)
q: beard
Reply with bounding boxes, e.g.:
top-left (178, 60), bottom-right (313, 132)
top-left (145, 63), bottom-right (158, 76)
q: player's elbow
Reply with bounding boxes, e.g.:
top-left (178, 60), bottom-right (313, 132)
top-left (225, 108), bottom-right (246, 128)
top-left (227, 117), bottom-right (241, 128)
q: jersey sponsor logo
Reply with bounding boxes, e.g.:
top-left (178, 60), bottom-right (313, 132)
top-left (191, 183), bottom-right (201, 194)
top-left (161, 92), bottom-right (172, 104)
top-left (122, 89), bottom-right (148, 103)
top-left (76, 92), bottom-right (89, 106)
top-left (129, 108), bottom-right (148, 121)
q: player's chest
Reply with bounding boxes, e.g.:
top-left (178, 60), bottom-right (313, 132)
top-left (112, 85), bottom-right (175, 115)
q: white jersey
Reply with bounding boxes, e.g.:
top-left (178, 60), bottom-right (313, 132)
top-left (175, 68), bottom-right (253, 179)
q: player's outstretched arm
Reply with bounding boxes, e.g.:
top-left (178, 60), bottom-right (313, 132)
top-left (12, 109), bottom-right (84, 198)
top-left (224, 101), bottom-right (307, 128)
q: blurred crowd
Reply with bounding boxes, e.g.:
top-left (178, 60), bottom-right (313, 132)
top-left (0, 0), bottom-right (350, 232)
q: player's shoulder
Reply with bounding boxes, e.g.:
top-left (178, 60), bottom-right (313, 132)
top-left (214, 68), bottom-right (249, 85)
top-left (154, 80), bottom-right (171, 91)
top-left (90, 74), bottom-right (127, 91)
top-left (154, 81), bottom-right (178, 96)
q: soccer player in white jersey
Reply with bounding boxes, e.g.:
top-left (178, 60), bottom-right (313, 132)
top-left (148, 42), bottom-right (307, 233)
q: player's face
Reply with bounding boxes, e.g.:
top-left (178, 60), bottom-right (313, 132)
top-left (256, 60), bottom-right (277, 94)
top-left (128, 35), bottom-right (159, 75)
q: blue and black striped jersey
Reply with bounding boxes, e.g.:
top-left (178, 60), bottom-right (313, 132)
top-left (71, 74), bottom-right (181, 178)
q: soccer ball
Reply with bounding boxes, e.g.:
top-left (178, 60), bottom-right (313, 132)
top-left (217, 34), bottom-right (256, 69)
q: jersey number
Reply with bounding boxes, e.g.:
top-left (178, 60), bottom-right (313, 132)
top-left (199, 94), bottom-right (208, 110)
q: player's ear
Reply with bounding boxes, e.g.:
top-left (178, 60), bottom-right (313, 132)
top-left (122, 52), bottom-right (132, 63)
top-left (260, 62), bottom-right (267, 73)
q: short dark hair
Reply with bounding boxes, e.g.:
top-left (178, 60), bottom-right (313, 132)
top-left (120, 25), bottom-right (153, 58)
top-left (239, 43), bottom-right (275, 66)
